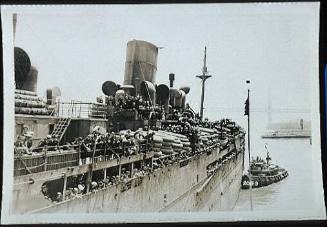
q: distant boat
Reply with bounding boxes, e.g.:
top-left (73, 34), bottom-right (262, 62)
top-left (241, 148), bottom-right (288, 189)
top-left (261, 119), bottom-right (311, 139)
top-left (261, 131), bottom-right (310, 138)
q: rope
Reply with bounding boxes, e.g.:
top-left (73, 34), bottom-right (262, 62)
top-left (17, 157), bottom-right (32, 174)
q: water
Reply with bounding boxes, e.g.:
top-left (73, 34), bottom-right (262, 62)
top-left (232, 111), bottom-right (317, 211)
top-left (234, 138), bottom-right (314, 211)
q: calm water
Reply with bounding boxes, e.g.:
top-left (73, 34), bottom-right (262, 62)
top-left (231, 112), bottom-right (316, 211)
top-left (234, 138), bottom-right (314, 211)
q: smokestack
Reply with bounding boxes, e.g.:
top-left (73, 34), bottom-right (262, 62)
top-left (123, 40), bottom-right (158, 94)
top-left (169, 73), bottom-right (175, 88)
top-left (21, 65), bottom-right (38, 92)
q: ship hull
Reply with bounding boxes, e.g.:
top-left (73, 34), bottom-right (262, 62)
top-left (13, 142), bottom-right (244, 213)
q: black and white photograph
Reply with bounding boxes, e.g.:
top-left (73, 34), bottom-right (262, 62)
top-left (1, 2), bottom-right (326, 224)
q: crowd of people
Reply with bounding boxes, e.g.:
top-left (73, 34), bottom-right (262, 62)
top-left (113, 94), bottom-right (151, 110)
top-left (74, 128), bottom-right (153, 160)
top-left (15, 134), bottom-right (64, 155)
top-left (14, 111), bottom-right (240, 159)
top-left (42, 125), bottom-right (238, 203)
top-left (36, 111), bottom-right (244, 203)
top-left (38, 135), bottom-right (60, 148)
top-left (107, 94), bottom-right (155, 120)
top-left (14, 123), bottom-right (155, 159)
top-left (14, 93), bottom-right (243, 178)
top-left (42, 162), bottom-right (154, 202)
top-left (206, 151), bottom-right (237, 177)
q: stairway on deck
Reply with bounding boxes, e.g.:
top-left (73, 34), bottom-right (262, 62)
top-left (51, 118), bottom-right (71, 142)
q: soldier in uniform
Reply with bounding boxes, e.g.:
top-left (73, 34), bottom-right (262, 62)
top-left (121, 135), bottom-right (129, 156)
top-left (14, 135), bottom-right (28, 155)
top-left (39, 135), bottom-right (49, 147)
top-left (189, 127), bottom-right (199, 154)
top-left (24, 130), bottom-right (33, 145)
top-left (43, 135), bottom-right (59, 151)
top-left (144, 131), bottom-right (154, 145)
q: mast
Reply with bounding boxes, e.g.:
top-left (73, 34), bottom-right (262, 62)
top-left (245, 80), bottom-right (253, 211)
top-left (13, 13), bottom-right (17, 43)
top-left (247, 88), bottom-right (253, 211)
top-left (196, 46), bottom-right (212, 120)
top-left (265, 144), bottom-right (271, 166)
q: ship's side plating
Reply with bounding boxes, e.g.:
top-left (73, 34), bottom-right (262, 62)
top-left (12, 135), bottom-right (244, 213)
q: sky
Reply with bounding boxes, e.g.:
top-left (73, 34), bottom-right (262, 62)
top-left (12, 3), bottom-right (319, 126)
top-left (3, 4), bottom-right (325, 221)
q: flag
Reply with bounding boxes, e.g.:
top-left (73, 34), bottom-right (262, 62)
top-left (244, 97), bottom-right (249, 116)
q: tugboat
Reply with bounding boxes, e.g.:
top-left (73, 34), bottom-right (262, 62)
top-left (241, 146), bottom-right (288, 189)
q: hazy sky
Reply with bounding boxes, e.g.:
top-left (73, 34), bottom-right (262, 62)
top-left (12, 3), bottom-right (319, 123)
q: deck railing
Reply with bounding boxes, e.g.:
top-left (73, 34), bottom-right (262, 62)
top-left (14, 142), bottom-right (150, 176)
top-left (51, 101), bottom-right (107, 119)
top-left (14, 145), bottom-right (80, 176)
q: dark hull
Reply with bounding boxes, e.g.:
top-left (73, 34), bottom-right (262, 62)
top-left (241, 170), bottom-right (288, 189)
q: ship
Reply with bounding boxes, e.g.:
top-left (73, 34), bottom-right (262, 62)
top-left (262, 89), bottom-right (311, 139)
top-left (241, 150), bottom-right (288, 189)
top-left (12, 39), bottom-right (246, 214)
top-left (261, 119), bottom-right (311, 138)
top-left (262, 86), bottom-right (311, 139)
top-left (261, 123), bottom-right (311, 138)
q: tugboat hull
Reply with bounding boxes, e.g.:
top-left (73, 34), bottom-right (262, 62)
top-left (241, 169), bottom-right (288, 190)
